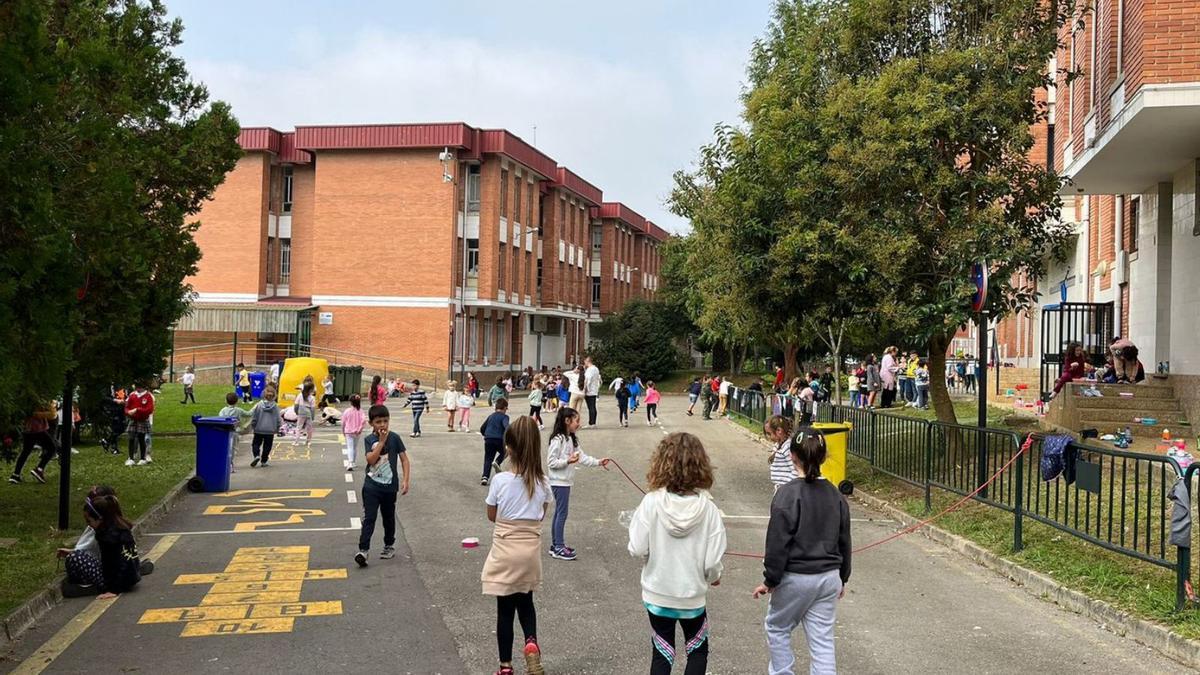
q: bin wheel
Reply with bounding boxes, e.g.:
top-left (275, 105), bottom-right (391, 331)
top-left (838, 480), bottom-right (854, 496)
top-left (187, 476), bottom-right (205, 493)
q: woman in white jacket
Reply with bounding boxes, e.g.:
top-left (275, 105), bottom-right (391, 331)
top-left (628, 432), bottom-right (726, 675)
top-left (546, 408), bottom-right (609, 561)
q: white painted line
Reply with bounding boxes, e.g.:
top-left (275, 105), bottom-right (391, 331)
top-left (351, 517), bottom-right (362, 529)
top-left (147, 526), bottom-right (358, 536)
top-left (346, 489), bottom-right (358, 504)
top-left (343, 473), bottom-right (353, 483)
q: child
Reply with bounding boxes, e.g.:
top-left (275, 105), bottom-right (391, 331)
top-left (556, 376), bottom-right (571, 410)
top-left (402, 379), bottom-right (429, 438)
top-left (180, 366), bottom-right (196, 404)
top-left (218, 392), bottom-right (252, 471)
top-left (341, 394), bottom-right (366, 470)
top-left (480, 398), bottom-right (510, 485)
top-left (753, 429), bottom-right (852, 675)
top-left (686, 378), bottom-right (701, 417)
top-left (546, 408), bottom-right (609, 560)
top-left (237, 363), bottom-right (252, 403)
top-left (481, 416), bottom-right (550, 675)
top-left (488, 377), bottom-right (507, 406)
top-left (321, 374), bottom-right (336, 408)
top-left (527, 378), bottom-right (544, 429)
top-left (915, 358), bottom-right (931, 410)
top-left (628, 432), bottom-right (726, 674)
top-left (250, 387), bottom-right (281, 467)
top-left (369, 375), bottom-right (387, 407)
top-left (628, 374), bottom-right (643, 413)
top-left (458, 387), bottom-right (476, 433)
top-left (124, 381), bottom-right (155, 467)
top-left (9, 401), bottom-right (57, 484)
top-left (292, 382), bottom-right (316, 448)
top-left (764, 415), bottom-right (796, 492)
top-left (644, 381), bottom-right (661, 426)
top-left (543, 378), bottom-right (558, 414)
top-left (615, 379), bottom-right (631, 427)
top-left (60, 493), bottom-right (143, 598)
top-left (847, 369), bottom-right (861, 408)
top-left (355, 405), bottom-right (410, 567)
top-left (443, 380), bottom-right (459, 432)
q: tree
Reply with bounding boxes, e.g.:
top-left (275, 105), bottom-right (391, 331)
top-left (0, 0), bottom-right (241, 431)
top-left (588, 300), bottom-right (687, 382)
top-left (823, 0), bottom-right (1080, 424)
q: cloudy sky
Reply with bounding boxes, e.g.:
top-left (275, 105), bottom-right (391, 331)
top-left (168, 0), bottom-right (774, 233)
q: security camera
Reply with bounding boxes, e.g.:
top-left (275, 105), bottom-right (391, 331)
top-left (439, 148), bottom-right (454, 162)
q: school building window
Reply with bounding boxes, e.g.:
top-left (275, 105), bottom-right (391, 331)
top-left (1127, 196), bottom-right (1139, 253)
top-left (468, 315), bottom-right (479, 362)
top-left (591, 277), bottom-right (600, 308)
top-left (467, 165), bottom-right (481, 214)
top-left (500, 169), bottom-right (509, 220)
top-left (282, 166), bottom-right (294, 214)
top-left (514, 175), bottom-right (522, 224)
top-left (279, 239), bottom-right (292, 284)
top-left (466, 238), bottom-right (480, 277)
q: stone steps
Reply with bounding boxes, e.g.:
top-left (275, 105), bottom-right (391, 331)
top-left (1078, 409), bottom-right (1190, 426)
top-left (1074, 396), bottom-right (1182, 411)
top-left (1064, 381), bottom-right (1176, 399)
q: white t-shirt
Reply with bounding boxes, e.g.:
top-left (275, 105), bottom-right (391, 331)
top-left (566, 371), bottom-right (584, 396)
top-left (485, 472), bottom-right (551, 521)
top-left (719, 380), bottom-right (731, 396)
top-left (584, 365), bottom-right (601, 396)
top-left (181, 372), bottom-right (195, 387)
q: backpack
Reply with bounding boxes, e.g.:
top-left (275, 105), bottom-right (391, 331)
top-left (1039, 434), bottom-right (1076, 483)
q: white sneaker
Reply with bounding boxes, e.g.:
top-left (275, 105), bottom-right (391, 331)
top-left (143, 456), bottom-right (152, 464)
top-left (124, 458), bottom-right (135, 467)
top-left (70, 448), bottom-right (80, 455)
top-left (136, 459), bottom-right (148, 466)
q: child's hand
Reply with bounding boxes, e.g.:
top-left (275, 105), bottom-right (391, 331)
top-left (710, 578), bottom-right (721, 587)
top-left (599, 458), bottom-right (611, 469)
top-left (568, 452), bottom-right (581, 464)
top-left (56, 547), bottom-right (72, 559)
top-left (751, 583), bottom-right (772, 599)
top-left (838, 583), bottom-right (846, 600)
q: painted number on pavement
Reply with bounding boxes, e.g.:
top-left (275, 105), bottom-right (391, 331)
top-left (138, 546), bottom-right (345, 637)
top-left (203, 489), bottom-right (331, 531)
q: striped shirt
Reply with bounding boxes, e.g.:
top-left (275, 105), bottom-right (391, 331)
top-left (770, 438), bottom-right (797, 486)
top-left (406, 389), bottom-right (429, 413)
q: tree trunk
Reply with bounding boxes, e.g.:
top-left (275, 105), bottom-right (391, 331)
top-left (927, 332), bottom-right (957, 425)
top-left (783, 342), bottom-right (800, 383)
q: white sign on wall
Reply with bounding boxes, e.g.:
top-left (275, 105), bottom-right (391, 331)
top-left (318, 312), bottom-right (333, 325)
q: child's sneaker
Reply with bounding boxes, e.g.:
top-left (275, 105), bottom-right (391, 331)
top-left (139, 560), bottom-right (155, 576)
top-left (144, 455), bottom-right (153, 464)
top-left (548, 546), bottom-right (577, 561)
top-left (354, 551), bottom-right (368, 568)
top-left (8, 474), bottom-right (21, 484)
top-left (30, 467), bottom-right (46, 483)
top-left (491, 457), bottom-right (502, 474)
top-left (480, 476), bottom-right (489, 486)
top-left (136, 459), bottom-right (148, 466)
top-left (493, 667), bottom-right (515, 675)
top-left (124, 458), bottom-right (135, 467)
top-left (250, 457), bottom-right (260, 468)
top-left (380, 546), bottom-right (396, 559)
top-left (524, 638), bottom-right (545, 675)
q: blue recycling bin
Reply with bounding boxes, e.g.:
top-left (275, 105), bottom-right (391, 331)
top-left (190, 416), bottom-right (236, 493)
top-left (249, 371), bottom-right (267, 399)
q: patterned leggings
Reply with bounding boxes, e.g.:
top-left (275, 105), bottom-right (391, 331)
top-left (648, 610), bottom-right (709, 674)
top-left (66, 551), bottom-right (104, 587)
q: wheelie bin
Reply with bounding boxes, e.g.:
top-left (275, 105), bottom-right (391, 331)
top-left (189, 416), bottom-right (236, 492)
top-left (807, 422), bottom-right (854, 495)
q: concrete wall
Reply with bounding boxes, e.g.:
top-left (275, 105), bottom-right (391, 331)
top-left (1169, 160), bottom-right (1199, 373)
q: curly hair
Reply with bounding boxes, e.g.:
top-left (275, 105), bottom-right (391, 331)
top-left (647, 432), bottom-right (714, 494)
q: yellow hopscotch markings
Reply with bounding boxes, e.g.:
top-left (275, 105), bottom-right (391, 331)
top-left (138, 545), bottom-right (344, 637)
top-left (12, 535), bottom-right (180, 675)
top-left (271, 445), bottom-right (312, 461)
top-left (203, 489), bottom-right (331, 531)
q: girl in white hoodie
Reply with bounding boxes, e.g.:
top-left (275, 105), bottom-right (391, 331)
top-left (628, 432), bottom-right (727, 675)
top-left (546, 408), bottom-right (609, 561)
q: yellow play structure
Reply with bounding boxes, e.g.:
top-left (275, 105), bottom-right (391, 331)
top-left (276, 357), bottom-right (329, 405)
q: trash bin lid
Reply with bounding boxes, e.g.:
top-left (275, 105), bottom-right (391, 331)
top-left (192, 415), bottom-right (238, 429)
top-left (808, 422), bottom-right (852, 436)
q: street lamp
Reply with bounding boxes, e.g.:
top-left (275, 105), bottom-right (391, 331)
top-left (440, 148), bottom-right (469, 385)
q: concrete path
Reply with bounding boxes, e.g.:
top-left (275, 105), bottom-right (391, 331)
top-left (1, 394), bottom-right (1188, 674)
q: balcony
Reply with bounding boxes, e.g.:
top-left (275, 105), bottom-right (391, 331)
top-left (1061, 83), bottom-right (1200, 195)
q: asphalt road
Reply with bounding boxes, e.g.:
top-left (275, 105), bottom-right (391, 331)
top-left (1, 394), bottom-right (1189, 674)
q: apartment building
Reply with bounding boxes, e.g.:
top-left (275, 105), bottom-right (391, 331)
top-left (176, 123), bottom-right (666, 376)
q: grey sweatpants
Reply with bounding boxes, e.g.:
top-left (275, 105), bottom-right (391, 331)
top-left (764, 569), bottom-right (841, 675)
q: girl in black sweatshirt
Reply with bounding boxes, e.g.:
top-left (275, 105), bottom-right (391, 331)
top-left (73, 495), bottom-right (143, 598)
top-left (753, 428), bottom-right (851, 674)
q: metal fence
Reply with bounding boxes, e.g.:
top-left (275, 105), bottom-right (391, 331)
top-left (799, 402), bottom-right (1191, 610)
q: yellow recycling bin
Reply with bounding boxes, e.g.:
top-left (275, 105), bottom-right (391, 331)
top-left (809, 422), bottom-right (853, 495)
top-left (276, 357), bottom-right (330, 406)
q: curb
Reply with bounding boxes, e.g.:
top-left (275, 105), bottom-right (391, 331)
top-left (723, 418), bottom-right (1200, 669)
top-left (0, 476), bottom-right (192, 648)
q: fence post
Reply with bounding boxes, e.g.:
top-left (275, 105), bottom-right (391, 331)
top-left (924, 422), bottom-right (933, 513)
top-left (168, 330), bottom-right (175, 384)
top-left (869, 410), bottom-right (877, 467)
top-left (1178, 465), bottom-right (1198, 611)
top-left (1013, 434), bottom-right (1025, 553)
top-left (231, 331), bottom-right (239, 385)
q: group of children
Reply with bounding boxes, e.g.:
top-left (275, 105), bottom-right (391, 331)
top-left (609, 375), bottom-right (660, 428)
top-left (444, 406), bottom-right (853, 675)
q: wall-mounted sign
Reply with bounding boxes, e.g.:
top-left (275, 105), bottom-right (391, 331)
top-left (318, 312), bottom-right (333, 325)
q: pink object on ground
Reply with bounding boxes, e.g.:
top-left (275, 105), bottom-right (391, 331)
top-left (462, 537), bottom-right (479, 548)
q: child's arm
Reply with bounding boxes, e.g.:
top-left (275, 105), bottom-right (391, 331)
top-left (626, 496), bottom-right (652, 557)
top-left (364, 435), bottom-right (385, 467)
top-left (762, 489), bottom-right (799, 589)
top-left (487, 505), bottom-right (498, 523)
top-left (837, 496), bottom-right (852, 587)
top-left (399, 450), bottom-right (411, 495)
top-left (546, 437), bottom-right (571, 469)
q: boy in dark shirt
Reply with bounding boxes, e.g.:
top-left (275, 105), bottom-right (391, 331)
top-left (479, 398), bottom-right (510, 485)
top-left (355, 405), bottom-right (411, 568)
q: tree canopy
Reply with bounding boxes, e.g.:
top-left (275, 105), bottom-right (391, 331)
top-left (588, 299), bottom-right (688, 382)
top-left (0, 0), bottom-right (241, 430)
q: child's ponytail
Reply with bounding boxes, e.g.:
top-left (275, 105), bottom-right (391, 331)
top-left (791, 428), bottom-right (827, 483)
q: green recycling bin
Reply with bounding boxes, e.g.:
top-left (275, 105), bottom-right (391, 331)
top-left (329, 365), bottom-right (364, 399)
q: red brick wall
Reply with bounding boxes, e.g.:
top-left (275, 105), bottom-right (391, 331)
top-left (1140, 0), bottom-right (1200, 85)
top-left (288, 164), bottom-right (316, 298)
top-left (310, 306), bottom-right (452, 371)
top-left (190, 153), bottom-right (269, 296)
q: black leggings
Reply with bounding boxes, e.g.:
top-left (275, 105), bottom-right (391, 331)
top-left (13, 431), bottom-right (56, 476)
top-left (646, 403), bottom-right (658, 423)
top-left (648, 610), bottom-right (709, 675)
top-left (128, 431), bottom-right (148, 461)
top-left (618, 401), bottom-right (629, 424)
top-left (496, 591), bottom-right (537, 663)
top-left (529, 405), bottom-right (542, 425)
top-left (483, 438), bottom-right (506, 479)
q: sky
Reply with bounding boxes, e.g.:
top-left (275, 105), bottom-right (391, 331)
top-left (167, 0), bottom-right (775, 233)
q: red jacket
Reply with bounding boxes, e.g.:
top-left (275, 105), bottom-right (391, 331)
top-left (125, 390), bottom-right (155, 422)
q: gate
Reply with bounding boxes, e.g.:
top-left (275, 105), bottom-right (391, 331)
top-left (1039, 302), bottom-right (1114, 399)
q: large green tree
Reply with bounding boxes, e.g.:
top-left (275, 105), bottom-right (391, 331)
top-left (588, 300), bottom-right (687, 382)
top-left (824, 0), bottom-right (1080, 424)
top-left (0, 0), bottom-right (240, 432)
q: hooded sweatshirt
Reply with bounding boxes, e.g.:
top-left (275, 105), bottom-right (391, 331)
top-left (546, 434), bottom-right (600, 487)
top-left (627, 488), bottom-right (726, 610)
top-left (251, 400), bottom-right (281, 435)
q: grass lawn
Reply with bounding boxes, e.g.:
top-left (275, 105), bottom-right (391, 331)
top-left (725, 412), bottom-right (1200, 639)
top-left (0, 436), bottom-right (194, 617)
top-left (152, 383), bottom-right (254, 434)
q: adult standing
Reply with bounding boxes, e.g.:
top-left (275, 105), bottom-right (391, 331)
top-left (565, 365), bottom-right (586, 412)
top-left (583, 357), bottom-right (602, 427)
top-left (879, 347), bottom-right (899, 408)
